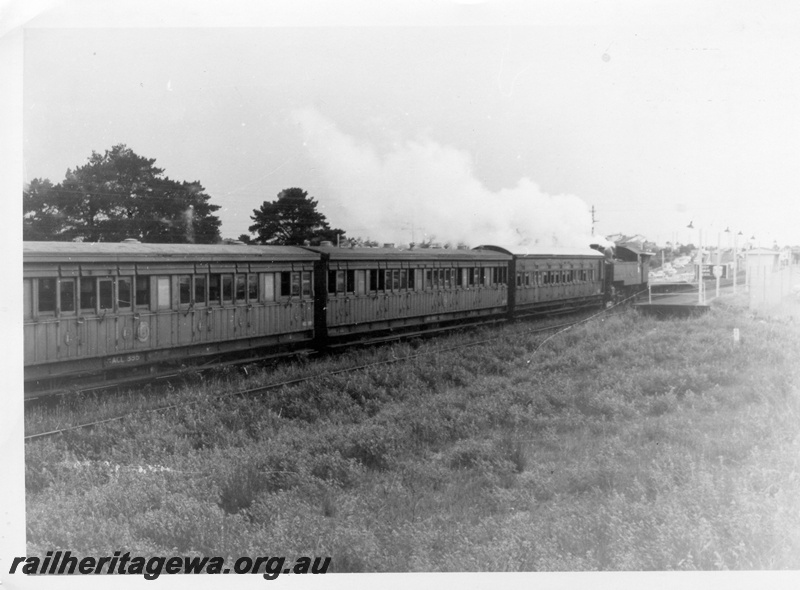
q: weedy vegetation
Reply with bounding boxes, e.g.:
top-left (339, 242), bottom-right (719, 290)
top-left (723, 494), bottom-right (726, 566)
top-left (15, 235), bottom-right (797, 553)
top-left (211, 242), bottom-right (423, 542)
top-left (25, 298), bottom-right (800, 571)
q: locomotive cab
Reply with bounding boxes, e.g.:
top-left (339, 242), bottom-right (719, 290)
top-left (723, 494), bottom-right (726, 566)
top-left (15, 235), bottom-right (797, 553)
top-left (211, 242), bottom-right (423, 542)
top-left (594, 243), bottom-right (653, 304)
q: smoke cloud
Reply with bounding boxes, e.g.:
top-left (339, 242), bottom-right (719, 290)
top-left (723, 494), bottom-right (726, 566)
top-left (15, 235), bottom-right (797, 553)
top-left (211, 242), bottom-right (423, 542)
top-left (292, 108), bottom-right (597, 249)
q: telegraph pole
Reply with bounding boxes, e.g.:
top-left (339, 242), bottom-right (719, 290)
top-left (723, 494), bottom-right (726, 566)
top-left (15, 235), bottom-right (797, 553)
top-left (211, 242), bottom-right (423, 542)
top-left (590, 206), bottom-right (598, 236)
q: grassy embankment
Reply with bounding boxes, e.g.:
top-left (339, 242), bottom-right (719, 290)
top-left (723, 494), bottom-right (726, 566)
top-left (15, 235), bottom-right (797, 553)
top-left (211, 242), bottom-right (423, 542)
top-left (25, 298), bottom-right (800, 571)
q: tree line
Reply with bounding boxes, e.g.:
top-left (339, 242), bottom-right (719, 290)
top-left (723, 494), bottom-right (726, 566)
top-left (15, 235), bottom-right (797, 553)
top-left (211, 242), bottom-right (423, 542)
top-left (23, 144), bottom-right (346, 246)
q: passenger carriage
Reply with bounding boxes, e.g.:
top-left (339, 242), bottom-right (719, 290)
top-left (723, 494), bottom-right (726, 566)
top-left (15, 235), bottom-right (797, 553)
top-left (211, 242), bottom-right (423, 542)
top-left (23, 239), bottom-right (641, 398)
top-left (23, 241), bottom-right (319, 395)
top-left (475, 245), bottom-right (606, 316)
top-left (305, 245), bottom-right (512, 341)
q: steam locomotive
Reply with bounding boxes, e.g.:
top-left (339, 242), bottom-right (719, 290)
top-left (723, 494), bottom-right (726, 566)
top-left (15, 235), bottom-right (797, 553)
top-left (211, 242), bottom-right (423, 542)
top-left (23, 240), bottom-right (650, 397)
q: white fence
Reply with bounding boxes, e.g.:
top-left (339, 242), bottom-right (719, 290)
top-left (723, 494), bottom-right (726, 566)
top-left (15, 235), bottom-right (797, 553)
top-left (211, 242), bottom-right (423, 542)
top-left (748, 264), bottom-right (799, 312)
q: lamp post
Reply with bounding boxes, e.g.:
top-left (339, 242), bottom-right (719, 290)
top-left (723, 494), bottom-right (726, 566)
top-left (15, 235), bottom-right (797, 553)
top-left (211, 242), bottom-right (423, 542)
top-left (734, 230), bottom-right (742, 294)
top-left (724, 228), bottom-right (743, 295)
top-left (688, 221), bottom-right (704, 304)
top-left (714, 229), bottom-right (722, 299)
top-left (746, 235), bottom-right (756, 291)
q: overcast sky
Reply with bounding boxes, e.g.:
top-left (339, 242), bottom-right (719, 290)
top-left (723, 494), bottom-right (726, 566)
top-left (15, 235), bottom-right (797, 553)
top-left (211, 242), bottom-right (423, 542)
top-left (14, 0), bottom-right (800, 248)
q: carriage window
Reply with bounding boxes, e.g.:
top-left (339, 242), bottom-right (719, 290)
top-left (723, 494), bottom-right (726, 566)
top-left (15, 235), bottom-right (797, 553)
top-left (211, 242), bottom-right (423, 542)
top-left (392, 269), bottom-right (401, 291)
top-left (118, 277), bottom-right (132, 309)
top-left (302, 272), bottom-right (312, 298)
top-left (235, 274), bottom-right (246, 302)
top-left (262, 273), bottom-right (275, 302)
top-left (280, 272), bottom-right (291, 297)
top-left (408, 269), bottom-right (416, 290)
top-left (400, 269), bottom-right (408, 290)
top-left (156, 277), bottom-right (171, 310)
top-left (60, 278), bottom-right (76, 313)
top-left (24, 280), bottom-right (32, 319)
top-left (80, 278), bottom-right (96, 310)
top-left (248, 274), bottom-right (259, 301)
top-left (195, 275), bottom-right (207, 305)
top-left (38, 278), bottom-right (57, 313)
top-left (424, 269), bottom-right (432, 290)
top-left (222, 274), bottom-right (233, 303)
top-left (99, 279), bottom-right (114, 310)
top-left (356, 270), bottom-right (367, 295)
top-left (179, 275), bottom-right (192, 305)
top-left (335, 270), bottom-right (345, 294)
top-left (347, 270), bottom-right (355, 293)
top-left (369, 269), bottom-right (378, 292)
top-left (291, 272), bottom-right (301, 297)
top-left (378, 270), bottom-right (386, 291)
top-left (432, 269), bottom-right (439, 289)
top-left (209, 274), bottom-right (221, 304)
top-left (135, 276), bottom-right (150, 309)
top-left (328, 270), bottom-right (337, 294)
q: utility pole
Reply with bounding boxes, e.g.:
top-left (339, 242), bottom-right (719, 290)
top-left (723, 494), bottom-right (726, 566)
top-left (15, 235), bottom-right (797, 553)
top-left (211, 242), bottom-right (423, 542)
top-left (590, 206), bottom-right (598, 236)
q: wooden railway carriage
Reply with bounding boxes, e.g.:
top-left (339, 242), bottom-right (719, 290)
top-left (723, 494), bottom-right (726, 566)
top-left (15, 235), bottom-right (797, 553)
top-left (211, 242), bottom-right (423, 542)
top-left (475, 245), bottom-right (606, 316)
top-left (23, 241), bottom-right (319, 394)
top-left (306, 245), bottom-right (512, 340)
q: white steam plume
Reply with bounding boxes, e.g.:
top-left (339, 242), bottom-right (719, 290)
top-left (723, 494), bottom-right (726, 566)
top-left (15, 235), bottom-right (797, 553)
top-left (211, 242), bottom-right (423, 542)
top-left (293, 108), bottom-right (597, 249)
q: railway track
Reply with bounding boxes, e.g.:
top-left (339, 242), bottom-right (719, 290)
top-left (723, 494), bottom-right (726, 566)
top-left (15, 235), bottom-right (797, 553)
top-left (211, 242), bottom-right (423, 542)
top-left (26, 295), bottom-right (623, 402)
top-left (25, 295), bottom-right (643, 442)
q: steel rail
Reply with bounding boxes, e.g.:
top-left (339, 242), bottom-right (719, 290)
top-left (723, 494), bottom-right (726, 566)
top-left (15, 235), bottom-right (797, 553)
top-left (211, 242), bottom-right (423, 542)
top-left (25, 295), bottom-right (643, 442)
